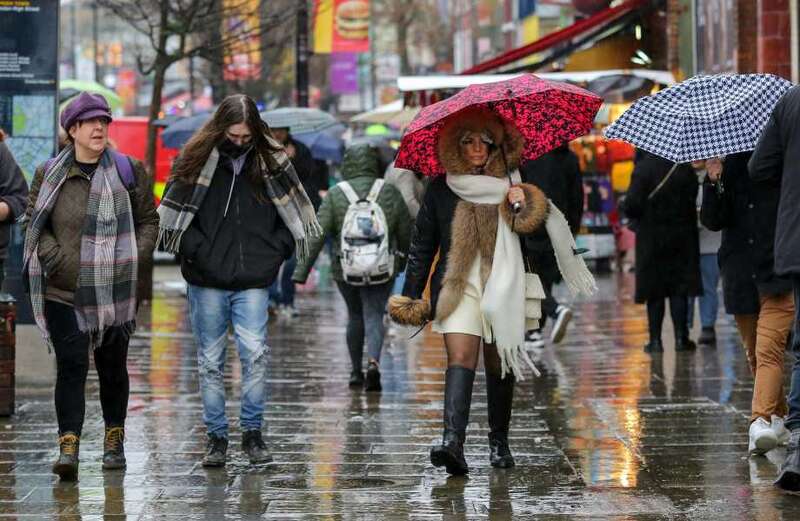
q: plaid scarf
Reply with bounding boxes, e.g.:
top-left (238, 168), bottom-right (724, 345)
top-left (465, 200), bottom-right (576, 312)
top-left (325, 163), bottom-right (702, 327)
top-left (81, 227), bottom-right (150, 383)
top-left (23, 145), bottom-right (138, 350)
top-left (157, 135), bottom-right (321, 260)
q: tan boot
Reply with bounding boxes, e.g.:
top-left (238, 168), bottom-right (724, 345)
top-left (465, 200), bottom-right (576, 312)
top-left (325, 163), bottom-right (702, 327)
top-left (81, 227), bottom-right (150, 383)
top-left (52, 432), bottom-right (80, 481)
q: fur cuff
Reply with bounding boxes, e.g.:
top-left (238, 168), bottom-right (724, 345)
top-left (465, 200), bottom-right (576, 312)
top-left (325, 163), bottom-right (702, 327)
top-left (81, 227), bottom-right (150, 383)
top-left (388, 295), bottom-right (431, 326)
top-left (500, 182), bottom-right (549, 234)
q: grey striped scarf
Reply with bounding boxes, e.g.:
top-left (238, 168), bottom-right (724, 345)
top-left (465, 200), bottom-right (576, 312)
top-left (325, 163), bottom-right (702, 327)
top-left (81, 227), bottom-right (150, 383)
top-left (157, 136), bottom-right (321, 260)
top-left (24, 145), bottom-right (138, 350)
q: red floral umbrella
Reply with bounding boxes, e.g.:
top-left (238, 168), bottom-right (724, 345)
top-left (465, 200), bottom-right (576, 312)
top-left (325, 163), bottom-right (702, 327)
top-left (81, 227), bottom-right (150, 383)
top-left (395, 74), bottom-right (602, 176)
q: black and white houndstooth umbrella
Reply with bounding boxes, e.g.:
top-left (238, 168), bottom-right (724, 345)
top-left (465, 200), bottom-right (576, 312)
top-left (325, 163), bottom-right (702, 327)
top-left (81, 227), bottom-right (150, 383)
top-left (604, 74), bottom-right (793, 163)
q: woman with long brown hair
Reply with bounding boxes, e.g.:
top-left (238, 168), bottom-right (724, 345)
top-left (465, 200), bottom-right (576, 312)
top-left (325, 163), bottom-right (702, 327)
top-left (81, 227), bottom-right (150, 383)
top-left (157, 94), bottom-right (320, 467)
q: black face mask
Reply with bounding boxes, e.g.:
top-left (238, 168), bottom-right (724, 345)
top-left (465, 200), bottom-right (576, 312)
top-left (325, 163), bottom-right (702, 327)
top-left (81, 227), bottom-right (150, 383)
top-left (219, 138), bottom-right (252, 158)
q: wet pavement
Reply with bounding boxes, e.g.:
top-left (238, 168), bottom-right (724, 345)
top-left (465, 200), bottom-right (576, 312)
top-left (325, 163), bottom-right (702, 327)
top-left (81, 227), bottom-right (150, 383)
top-left (2, 266), bottom-right (800, 519)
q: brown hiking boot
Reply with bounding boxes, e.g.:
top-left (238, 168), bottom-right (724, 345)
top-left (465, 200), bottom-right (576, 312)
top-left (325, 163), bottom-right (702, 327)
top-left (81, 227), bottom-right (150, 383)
top-left (103, 426), bottom-right (126, 470)
top-left (52, 432), bottom-right (80, 481)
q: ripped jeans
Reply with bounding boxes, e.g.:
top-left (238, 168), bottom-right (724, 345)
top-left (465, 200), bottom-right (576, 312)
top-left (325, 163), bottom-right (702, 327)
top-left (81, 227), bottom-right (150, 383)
top-left (187, 285), bottom-right (270, 438)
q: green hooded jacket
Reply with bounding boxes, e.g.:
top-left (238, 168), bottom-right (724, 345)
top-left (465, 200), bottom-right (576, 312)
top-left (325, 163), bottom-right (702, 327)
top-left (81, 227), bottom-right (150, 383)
top-left (293, 144), bottom-right (411, 283)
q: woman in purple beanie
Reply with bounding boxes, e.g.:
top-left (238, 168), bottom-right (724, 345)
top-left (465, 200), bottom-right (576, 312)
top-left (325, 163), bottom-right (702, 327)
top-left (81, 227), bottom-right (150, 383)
top-left (23, 92), bottom-right (158, 481)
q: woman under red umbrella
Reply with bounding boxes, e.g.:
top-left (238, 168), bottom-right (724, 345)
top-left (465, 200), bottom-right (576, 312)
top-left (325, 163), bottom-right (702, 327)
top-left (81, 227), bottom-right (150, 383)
top-left (388, 75), bottom-right (598, 475)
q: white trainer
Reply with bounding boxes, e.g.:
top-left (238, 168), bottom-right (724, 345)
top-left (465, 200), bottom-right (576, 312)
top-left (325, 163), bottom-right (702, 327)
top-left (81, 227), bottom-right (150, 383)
top-left (772, 414), bottom-right (790, 446)
top-left (749, 417), bottom-right (778, 456)
top-left (550, 305), bottom-right (573, 344)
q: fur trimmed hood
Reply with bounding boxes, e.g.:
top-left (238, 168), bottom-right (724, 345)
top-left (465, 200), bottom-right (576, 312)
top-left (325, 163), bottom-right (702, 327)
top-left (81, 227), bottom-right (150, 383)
top-left (437, 107), bottom-right (524, 178)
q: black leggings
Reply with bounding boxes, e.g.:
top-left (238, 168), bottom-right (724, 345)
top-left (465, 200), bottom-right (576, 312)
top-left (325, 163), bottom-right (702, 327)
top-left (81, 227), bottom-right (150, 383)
top-left (646, 297), bottom-right (689, 342)
top-left (45, 301), bottom-right (130, 436)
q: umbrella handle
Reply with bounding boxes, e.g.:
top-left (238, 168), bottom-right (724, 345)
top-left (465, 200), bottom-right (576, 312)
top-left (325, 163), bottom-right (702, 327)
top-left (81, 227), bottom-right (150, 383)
top-left (501, 147), bottom-right (522, 214)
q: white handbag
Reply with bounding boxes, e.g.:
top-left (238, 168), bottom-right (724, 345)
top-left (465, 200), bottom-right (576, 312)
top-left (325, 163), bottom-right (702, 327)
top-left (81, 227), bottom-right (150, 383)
top-left (524, 271), bottom-right (546, 331)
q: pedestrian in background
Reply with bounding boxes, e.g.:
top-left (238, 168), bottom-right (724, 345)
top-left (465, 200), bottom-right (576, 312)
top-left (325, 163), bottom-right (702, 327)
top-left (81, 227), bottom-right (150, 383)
top-left (157, 94), bottom-right (320, 467)
top-left (519, 144), bottom-right (584, 348)
top-left (384, 160), bottom-right (425, 296)
top-left (294, 144), bottom-right (410, 391)
top-left (747, 85), bottom-right (800, 491)
top-left (689, 160), bottom-right (721, 346)
top-left (701, 152), bottom-right (793, 457)
top-left (0, 129), bottom-right (30, 288)
top-left (268, 126), bottom-right (316, 318)
top-left (623, 149), bottom-right (700, 353)
top-left (23, 93), bottom-right (159, 480)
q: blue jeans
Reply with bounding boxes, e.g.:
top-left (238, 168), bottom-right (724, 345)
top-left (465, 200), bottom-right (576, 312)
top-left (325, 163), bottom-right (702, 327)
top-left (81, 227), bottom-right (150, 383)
top-left (392, 270), bottom-right (406, 295)
top-left (787, 278), bottom-right (800, 430)
top-left (689, 253), bottom-right (720, 329)
top-left (269, 255), bottom-right (297, 306)
top-left (187, 285), bottom-right (270, 438)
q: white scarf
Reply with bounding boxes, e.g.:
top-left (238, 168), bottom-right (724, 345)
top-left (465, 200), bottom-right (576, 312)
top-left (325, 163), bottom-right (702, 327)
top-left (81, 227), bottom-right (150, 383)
top-left (446, 171), bottom-right (597, 380)
top-left (446, 171), bottom-right (536, 379)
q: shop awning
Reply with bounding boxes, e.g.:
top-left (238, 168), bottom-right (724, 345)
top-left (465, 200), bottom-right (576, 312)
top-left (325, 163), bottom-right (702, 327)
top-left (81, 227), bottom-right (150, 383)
top-left (461, 0), bottom-right (647, 75)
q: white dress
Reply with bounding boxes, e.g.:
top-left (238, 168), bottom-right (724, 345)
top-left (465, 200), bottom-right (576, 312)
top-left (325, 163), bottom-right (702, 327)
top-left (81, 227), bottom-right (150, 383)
top-left (432, 254), bottom-right (493, 340)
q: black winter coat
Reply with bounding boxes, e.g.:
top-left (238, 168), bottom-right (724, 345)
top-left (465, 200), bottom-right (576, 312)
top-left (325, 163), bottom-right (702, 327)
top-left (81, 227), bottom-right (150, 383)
top-left (402, 177), bottom-right (459, 315)
top-left (623, 151), bottom-right (701, 303)
top-left (178, 151), bottom-right (295, 290)
top-left (749, 85), bottom-right (800, 276)
top-left (0, 142), bottom-right (29, 259)
top-left (519, 146), bottom-right (583, 282)
top-left (700, 152), bottom-right (789, 315)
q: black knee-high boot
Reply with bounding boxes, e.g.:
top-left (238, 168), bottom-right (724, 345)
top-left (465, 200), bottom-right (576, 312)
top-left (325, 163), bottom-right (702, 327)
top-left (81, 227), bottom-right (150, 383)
top-left (430, 366), bottom-right (475, 475)
top-left (486, 372), bottom-right (515, 468)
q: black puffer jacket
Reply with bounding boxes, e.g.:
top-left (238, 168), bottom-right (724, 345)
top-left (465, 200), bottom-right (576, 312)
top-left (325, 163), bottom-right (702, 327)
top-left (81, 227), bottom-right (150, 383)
top-left (749, 85), bottom-right (800, 276)
top-left (700, 152), bottom-right (790, 314)
top-left (519, 145), bottom-right (583, 281)
top-left (177, 151), bottom-right (295, 290)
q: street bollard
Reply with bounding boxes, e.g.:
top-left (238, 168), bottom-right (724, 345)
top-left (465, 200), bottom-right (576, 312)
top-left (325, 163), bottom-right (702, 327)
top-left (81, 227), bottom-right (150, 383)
top-left (0, 293), bottom-right (15, 416)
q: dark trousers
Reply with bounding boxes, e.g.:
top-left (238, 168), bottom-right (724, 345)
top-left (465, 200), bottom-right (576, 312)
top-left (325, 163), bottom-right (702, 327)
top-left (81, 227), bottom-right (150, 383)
top-left (45, 300), bottom-right (130, 436)
top-left (269, 254), bottom-right (297, 306)
top-left (787, 278), bottom-right (800, 430)
top-left (646, 297), bottom-right (689, 342)
top-left (335, 280), bottom-right (393, 370)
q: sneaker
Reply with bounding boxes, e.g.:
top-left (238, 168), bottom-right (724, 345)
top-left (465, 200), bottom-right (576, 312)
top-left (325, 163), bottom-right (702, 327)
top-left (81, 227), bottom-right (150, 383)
top-left (549, 305), bottom-right (573, 344)
top-left (102, 426), bottom-right (126, 470)
top-left (52, 432), bottom-right (80, 481)
top-left (773, 415), bottom-right (790, 446)
top-left (525, 330), bottom-right (545, 349)
top-left (202, 434), bottom-right (228, 467)
top-left (674, 338), bottom-right (697, 351)
top-left (749, 417), bottom-right (778, 456)
top-left (365, 361), bottom-right (382, 392)
top-left (242, 430), bottom-right (272, 465)
top-left (349, 370), bottom-right (365, 387)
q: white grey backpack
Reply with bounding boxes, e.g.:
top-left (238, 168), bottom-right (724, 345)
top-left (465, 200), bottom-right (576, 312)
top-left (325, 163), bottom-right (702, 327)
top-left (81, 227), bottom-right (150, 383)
top-left (338, 179), bottom-right (394, 286)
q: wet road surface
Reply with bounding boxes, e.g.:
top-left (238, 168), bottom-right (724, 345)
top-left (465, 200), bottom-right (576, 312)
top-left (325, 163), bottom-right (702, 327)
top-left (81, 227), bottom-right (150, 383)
top-left (2, 266), bottom-right (800, 519)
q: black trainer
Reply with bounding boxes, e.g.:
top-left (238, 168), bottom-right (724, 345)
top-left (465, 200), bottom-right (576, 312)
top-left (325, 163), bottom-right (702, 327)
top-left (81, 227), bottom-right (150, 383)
top-left (365, 361), bottom-right (382, 392)
top-left (349, 370), bottom-right (365, 387)
top-left (776, 429), bottom-right (800, 492)
top-left (644, 339), bottom-right (663, 353)
top-left (102, 426), bottom-right (126, 470)
top-left (242, 430), bottom-right (272, 464)
top-left (202, 434), bottom-right (228, 467)
top-left (52, 432), bottom-right (80, 481)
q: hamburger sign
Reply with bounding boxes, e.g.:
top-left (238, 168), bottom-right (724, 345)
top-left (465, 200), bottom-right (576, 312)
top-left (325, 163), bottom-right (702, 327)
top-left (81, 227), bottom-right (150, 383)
top-left (314, 0), bottom-right (370, 53)
top-left (333, 0), bottom-right (369, 52)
